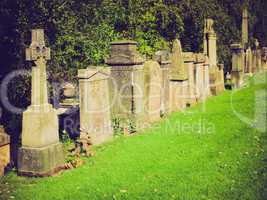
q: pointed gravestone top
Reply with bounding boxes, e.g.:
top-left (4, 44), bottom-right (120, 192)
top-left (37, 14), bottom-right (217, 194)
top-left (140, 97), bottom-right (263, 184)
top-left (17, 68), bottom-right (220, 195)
top-left (170, 39), bottom-right (188, 80)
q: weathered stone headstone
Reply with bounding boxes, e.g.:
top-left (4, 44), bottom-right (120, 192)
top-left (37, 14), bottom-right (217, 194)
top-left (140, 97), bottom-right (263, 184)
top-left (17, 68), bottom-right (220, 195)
top-left (183, 52), bottom-right (197, 106)
top-left (169, 39), bottom-right (188, 111)
top-left (170, 39), bottom-right (188, 80)
top-left (78, 67), bottom-right (113, 145)
top-left (143, 61), bottom-right (162, 122)
top-left (18, 29), bottom-right (64, 176)
top-left (0, 126), bottom-right (10, 176)
top-left (106, 41), bottom-right (145, 129)
top-left (231, 43), bottom-right (244, 88)
top-left (153, 51), bottom-right (170, 115)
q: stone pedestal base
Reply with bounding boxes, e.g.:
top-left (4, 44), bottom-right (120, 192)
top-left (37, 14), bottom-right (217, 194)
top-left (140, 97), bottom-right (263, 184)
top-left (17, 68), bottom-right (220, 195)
top-left (22, 105), bottom-right (60, 148)
top-left (18, 143), bottom-right (64, 177)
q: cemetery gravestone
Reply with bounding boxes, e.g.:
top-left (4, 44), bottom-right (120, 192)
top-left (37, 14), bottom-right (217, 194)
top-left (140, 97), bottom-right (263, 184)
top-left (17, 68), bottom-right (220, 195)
top-left (106, 41), bottom-right (145, 129)
top-left (18, 29), bottom-right (64, 176)
top-left (0, 126), bottom-right (10, 176)
top-left (78, 68), bottom-right (113, 145)
top-left (231, 43), bottom-right (244, 88)
top-left (169, 39), bottom-right (188, 111)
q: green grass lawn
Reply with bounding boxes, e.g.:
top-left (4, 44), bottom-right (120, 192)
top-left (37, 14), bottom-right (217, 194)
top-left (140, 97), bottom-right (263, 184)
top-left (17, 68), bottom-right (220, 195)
top-left (1, 72), bottom-right (267, 200)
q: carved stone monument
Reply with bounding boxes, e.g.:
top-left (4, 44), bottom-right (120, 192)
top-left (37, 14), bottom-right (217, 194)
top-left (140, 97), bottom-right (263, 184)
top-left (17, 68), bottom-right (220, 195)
top-left (231, 43), bottom-right (244, 88)
top-left (18, 29), bottom-right (64, 176)
top-left (169, 39), bottom-right (188, 111)
top-left (106, 41), bottom-right (145, 129)
top-left (0, 125), bottom-right (10, 176)
top-left (78, 67), bottom-right (113, 145)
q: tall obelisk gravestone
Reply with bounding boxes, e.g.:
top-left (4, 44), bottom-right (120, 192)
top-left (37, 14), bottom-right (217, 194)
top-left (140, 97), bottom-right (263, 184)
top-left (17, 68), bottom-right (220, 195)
top-left (242, 7), bottom-right (249, 48)
top-left (18, 29), bottom-right (64, 176)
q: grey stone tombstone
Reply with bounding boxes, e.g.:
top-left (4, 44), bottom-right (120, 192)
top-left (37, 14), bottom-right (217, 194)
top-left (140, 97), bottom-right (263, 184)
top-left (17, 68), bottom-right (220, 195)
top-left (106, 41), bottom-right (145, 129)
top-left (78, 67), bottom-right (113, 145)
top-left (18, 29), bottom-right (64, 177)
top-left (169, 39), bottom-right (188, 111)
top-left (231, 43), bottom-right (244, 88)
top-left (0, 126), bottom-right (10, 176)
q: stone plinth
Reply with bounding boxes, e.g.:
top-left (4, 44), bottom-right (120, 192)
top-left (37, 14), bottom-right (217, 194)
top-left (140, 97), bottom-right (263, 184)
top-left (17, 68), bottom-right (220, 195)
top-left (153, 51), bottom-right (171, 115)
top-left (78, 68), bottom-right (113, 145)
top-left (106, 41), bottom-right (145, 128)
top-left (231, 43), bottom-right (244, 88)
top-left (183, 52), bottom-right (197, 106)
top-left (0, 126), bottom-right (10, 176)
top-left (143, 61), bottom-right (162, 122)
top-left (18, 29), bottom-right (63, 177)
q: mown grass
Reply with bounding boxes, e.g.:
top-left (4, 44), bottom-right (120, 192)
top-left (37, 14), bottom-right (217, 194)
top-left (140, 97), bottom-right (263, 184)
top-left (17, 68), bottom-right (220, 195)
top-left (0, 72), bottom-right (266, 200)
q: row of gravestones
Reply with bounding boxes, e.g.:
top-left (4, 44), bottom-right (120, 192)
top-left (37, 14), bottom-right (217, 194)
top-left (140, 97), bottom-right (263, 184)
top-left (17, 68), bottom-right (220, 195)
top-left (0, 18), bottom-right (225, 177)
top-left (230, 6), bottom-right (267, 88)
top-left (230, 42), bottom-right (267, 88)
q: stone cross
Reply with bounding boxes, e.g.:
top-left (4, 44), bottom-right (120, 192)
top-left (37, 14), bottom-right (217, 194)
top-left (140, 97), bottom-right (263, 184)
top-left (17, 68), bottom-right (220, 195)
top-left (25, 29), bottom-right (51, 107)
